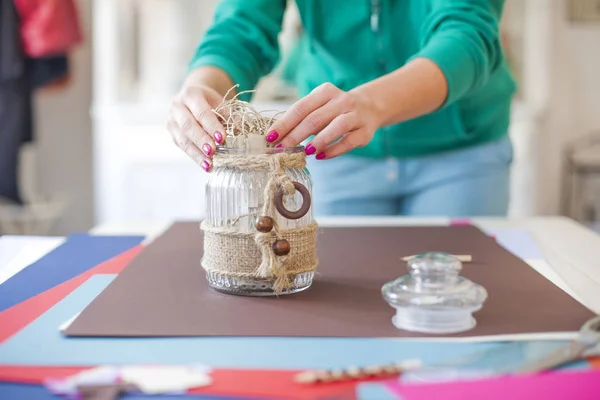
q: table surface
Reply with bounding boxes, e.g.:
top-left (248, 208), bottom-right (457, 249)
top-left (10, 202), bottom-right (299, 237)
top-left (90, 216), bottom-right (600, 315)
top-left (1, 216), bottom-right (599, 400)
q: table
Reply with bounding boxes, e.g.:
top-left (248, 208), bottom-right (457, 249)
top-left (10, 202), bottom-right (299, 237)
top-left (2, 216), bottom-right (600, 399)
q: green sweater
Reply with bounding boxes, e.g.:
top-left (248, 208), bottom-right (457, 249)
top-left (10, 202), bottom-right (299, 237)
top-left (190, 0), bottom-right (517, 158)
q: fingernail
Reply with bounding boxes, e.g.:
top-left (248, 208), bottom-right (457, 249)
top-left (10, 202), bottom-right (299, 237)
top-left (202, 143), bottom-right (212, 156)
top-left (275, 143), bottom-right (284, 148)
top-left (266, 131), bottom-right (279, 143)
top-left (214, 131), bottom-right (223, 144)
top-left (316, 152), bottom-right (326, 160)
top-left (201, 160), bottom-right (211, 172)
top-left (305, 144), bottom-right (316, 155)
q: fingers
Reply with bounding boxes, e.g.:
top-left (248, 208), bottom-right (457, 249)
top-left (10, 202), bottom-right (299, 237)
top-left (302, 112), bottom-right (359, 153)
top-left (181, 89), bottom-right (226, 145)
top-left (167, 102), bottom-right (215, 172)
top-left (167, 122), bottom-right (213, 172)
top-left (277, 97), bottom-right (351, 148)
top-left (266, 82), bottom-right (339, 145)
top-left (314, 128), bottom-right (371, 160)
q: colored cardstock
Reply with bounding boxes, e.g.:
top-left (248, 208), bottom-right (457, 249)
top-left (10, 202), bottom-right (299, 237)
top-left (0, 246), bottom-right (142, 343)
top-left (0, 234), bottom-right (143, 312)
top-left (65, 223), bottom-right (593, 339)
top-left (386, 369), bottom-right (600, 400)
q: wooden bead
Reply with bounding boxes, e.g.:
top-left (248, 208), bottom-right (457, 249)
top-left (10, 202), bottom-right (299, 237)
top-left (255, 216), bottom-right (274, 233)
top-left (273, 239), bottom-right (291, 256)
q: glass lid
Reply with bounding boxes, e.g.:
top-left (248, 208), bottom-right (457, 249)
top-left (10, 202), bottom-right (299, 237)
top-left (381, 252), bottom-right (488, 334)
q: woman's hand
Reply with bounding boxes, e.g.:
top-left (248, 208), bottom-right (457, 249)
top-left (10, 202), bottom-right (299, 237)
top-left (166, 84), bottom-right (227, 172)
top-left (265, 83), bottom-right (384, 159)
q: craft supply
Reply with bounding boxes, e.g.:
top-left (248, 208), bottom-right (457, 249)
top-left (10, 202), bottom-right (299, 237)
top-left (402, 254), bottom-right (472, 263)
top-left (1, 275), bottom-right (578, 372)
top-left (387, 368), bottom-right (600, 400)
top-left (0, 247), bottom-right (141, 344)
top-left (382, 252), bottom-right (487, 334)
top-left (201, 91), bottom-right (318, 295)
top-left (44, 365), bottom-right (211, 399)
top-left (62, 223), bottom-right (596, 339)
top-left (0, 367), bottom-right (360, 400)
top-left (0, 234), bottom-right (143, 312)
top-left (0, 236), bottom-right (65, 285)
top-left (483, 228), bottom-right (546, 260)
top-left (294, 359), bottom-right (422, 384)
top-left (514, 315), bottom-right (600, 374)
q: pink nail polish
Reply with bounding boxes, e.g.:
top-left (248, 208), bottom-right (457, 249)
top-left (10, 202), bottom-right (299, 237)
top-left (201, 160), bottom-right (211, 172)
top-left (305, 144), bottom-right (316, 155)
top-left (275, 143), bottom-right (284, 148)
top-left (266, 131), bottom-right (279, 143)
top-left (316, 152), bottom-right (326, 160)
top-left (214, 131), bottom-right (223, 144)
top-left (202, 143), bottom-right (212, 156)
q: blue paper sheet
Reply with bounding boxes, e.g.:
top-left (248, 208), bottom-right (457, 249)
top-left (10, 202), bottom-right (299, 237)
top-left (0, 234), bottom-right (143, 312)
top-left (0, 382), bottom-right (238, 400)
top-left (483, 228), bottom-right (545, 260)
top-left (356, 383), bottom-right (397, 400)
top-left (0, 276), bottom-right (568, 371)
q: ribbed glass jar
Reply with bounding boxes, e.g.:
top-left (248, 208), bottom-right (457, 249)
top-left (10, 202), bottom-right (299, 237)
top-left (203, 146), bottom-right (315, 296)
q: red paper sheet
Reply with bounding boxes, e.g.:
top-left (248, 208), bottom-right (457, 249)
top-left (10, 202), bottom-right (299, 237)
top-left (0, 366), bottom-right (362, 400)
top-left (0, 246), bottom-right (142, 343)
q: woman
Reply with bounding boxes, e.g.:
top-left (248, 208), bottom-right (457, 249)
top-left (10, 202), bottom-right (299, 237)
top-left (167, 0), bottom-right (517, 217)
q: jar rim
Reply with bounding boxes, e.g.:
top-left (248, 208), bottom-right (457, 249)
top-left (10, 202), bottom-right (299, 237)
top-left (215, 145), bottom-right (305, 155)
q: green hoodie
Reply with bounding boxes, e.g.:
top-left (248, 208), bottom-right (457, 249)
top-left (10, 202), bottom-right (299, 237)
top-left (190, 0), bottom-right (517, 158)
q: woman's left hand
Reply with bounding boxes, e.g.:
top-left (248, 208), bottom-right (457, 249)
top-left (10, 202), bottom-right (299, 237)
top-left (265, 83), bottom-right (383, 159)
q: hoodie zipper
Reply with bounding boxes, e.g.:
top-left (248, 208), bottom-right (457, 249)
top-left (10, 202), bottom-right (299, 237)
top-left (370, 0), bottom-right (388, 155)
top-left (370, 0), bottom-right (385, 72)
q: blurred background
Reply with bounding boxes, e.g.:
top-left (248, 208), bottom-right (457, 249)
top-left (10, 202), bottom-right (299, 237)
top-left (1, 0), bottom-right (599, 235)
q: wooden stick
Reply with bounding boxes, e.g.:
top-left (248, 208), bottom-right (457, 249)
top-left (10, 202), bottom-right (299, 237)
top-left (293, 359), bottom-right (422, 385)
top-left (401, 254), bottom-right (472, 263)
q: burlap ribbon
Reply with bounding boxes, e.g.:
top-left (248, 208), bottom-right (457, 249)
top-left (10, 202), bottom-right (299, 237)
top-left (201, 152), bottom-right (318, 292)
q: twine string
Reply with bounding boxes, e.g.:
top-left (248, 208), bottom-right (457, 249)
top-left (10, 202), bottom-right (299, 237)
top-left (200, 87), bottom-right (317, 293)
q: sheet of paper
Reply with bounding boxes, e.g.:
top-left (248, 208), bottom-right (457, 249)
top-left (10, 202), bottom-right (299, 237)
top-left (0, 234), bottom-right (143, 312)
top-left (59, 313), bottom-right (80, 332)
top-left (525, 259), bottom-right (583, 304)
top-left (45, 365), bottom-right (211, 397)
top-left (0, 275), bottom-right (573, 368)
top-left (482, 228), bottom-right (545, 260)
top-left (386, 369), bottom-right (600, 400)
top-left (0, 366), bottom-right (358, 400)
top-left (0, 247), bottom-right (141, 344)
top-left (0, 236), bottom-right (65, 285)
top-left (65, 224), bottom-right (594, 339)
top-left (121, 365), bottom-right (211, 393)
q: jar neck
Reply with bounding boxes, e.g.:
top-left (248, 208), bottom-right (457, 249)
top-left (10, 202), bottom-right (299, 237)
top-left (216, 146), bottom-right (304, 156)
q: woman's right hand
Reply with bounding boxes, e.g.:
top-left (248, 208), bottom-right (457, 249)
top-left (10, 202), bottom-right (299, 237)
top-left (166, 84), bottom-right (227, 172)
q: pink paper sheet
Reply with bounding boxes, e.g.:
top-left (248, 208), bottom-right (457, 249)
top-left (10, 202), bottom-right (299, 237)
top-left (387, 369), bottom-right (600, 400)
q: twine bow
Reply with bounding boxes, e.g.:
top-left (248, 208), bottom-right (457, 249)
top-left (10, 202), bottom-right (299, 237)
top-left (253, 154), bottom-right (297, 290)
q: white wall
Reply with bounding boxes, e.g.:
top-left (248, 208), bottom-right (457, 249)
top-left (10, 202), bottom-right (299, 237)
top-left (533, 0), bottom-right (600, 215)
top-left (23, 0), bottom-right (93, 234)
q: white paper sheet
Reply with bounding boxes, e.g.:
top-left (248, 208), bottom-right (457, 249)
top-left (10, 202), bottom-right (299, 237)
top-left (0, 236), bottom-right (65, 284)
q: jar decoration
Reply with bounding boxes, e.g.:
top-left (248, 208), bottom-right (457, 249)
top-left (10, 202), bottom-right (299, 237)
top-left (382, 252), bottom-right (487, 334)
top-left (201, 89), bottom-right (318, 296)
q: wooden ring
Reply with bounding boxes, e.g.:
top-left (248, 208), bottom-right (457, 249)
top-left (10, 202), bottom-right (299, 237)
top-left (274, 181), bottom-right (311, 220)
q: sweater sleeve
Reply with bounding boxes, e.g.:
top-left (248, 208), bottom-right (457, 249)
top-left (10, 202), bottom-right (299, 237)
top-left (412, 0), bottom-right (505, 106)
top-left (189, 0), bottom-right (286, 100)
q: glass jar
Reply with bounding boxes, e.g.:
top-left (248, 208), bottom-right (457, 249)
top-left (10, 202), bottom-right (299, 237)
top-left (202, 146), bottom-right (317, 296)
top-left (382, 252), bottom-right (487, 334)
